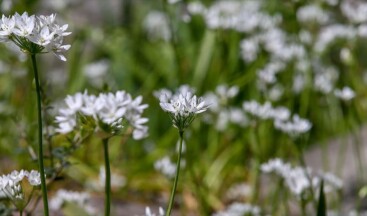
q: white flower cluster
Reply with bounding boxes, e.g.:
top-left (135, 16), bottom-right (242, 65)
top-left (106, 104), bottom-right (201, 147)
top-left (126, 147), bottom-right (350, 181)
top-left (0, 170), bottom-right (41, 200)
top-left (145, 206), bottom-right (165, 216)
top-left (243, 100), bottom-right (290, 121)
top-left (334, 86), bottom-right (356, 101)
top-left (158, 85), bottom-right (208, 131)
top-left (55, 91), bottom-right (148, 139)
top-left (297, 4), bottom-right (329, 24)
top-left (143, 11), bottom-right (171, 42)
top-left (341, 0), bottom-right (367, 23)
top-left (50, 189), bottom-right (97, 215)
top-left (314, 24), bottom-right (356, 54)
top-left (274, 115), bottom-right (312, 137)
top-left (203, 85), bottom-right (248, 131)
top-left (154, 156), bottom-right (176, 178)
top-left (0, 12), bottom-right (71, 61)
top-left (83, 59), bottom-right (110, 88)
top-left (261, 158), bottom-right (343, 197)
top-left (197, 0), bottom-right (280, 32)
top-left (212, 202), bottom-right (261, 216)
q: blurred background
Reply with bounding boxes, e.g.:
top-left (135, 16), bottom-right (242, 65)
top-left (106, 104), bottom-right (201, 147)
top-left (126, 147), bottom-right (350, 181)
top-left (1, 0), bottom-right (367, 215)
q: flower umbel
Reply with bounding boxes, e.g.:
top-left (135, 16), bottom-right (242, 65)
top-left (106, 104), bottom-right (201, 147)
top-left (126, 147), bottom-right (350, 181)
top-left (159, 89), bottom-right (208, 131)
top-left (0, 170), bottom-right (41, 211)
top-left (55, 90), bottom-right (149, 139)
top-left (0, 12), bottom-right (71, 61)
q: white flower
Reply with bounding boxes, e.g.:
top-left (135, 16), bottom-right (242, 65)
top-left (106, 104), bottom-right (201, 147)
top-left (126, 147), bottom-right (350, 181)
top-left (48, 36), bottom-right (71, 61)
top-left (297, 4), bottom-right (329, 24)
top-left (55, 90), bottom-right (148, 139)
top-left (154, 156), bottom-right (177, 178)
top-left (159, 89), bottom-right (208, 131)
top-left (0, 15), bottom-right (15, 39)
top-left (50, 189), bottom-right (97, 215)
top-left (27, 170), bottom-right (41, 186)
top-left (187, 2), bottom-right (207, 15)
top-left (334, 86), bottom-right (355, 101)
top-left (145, 206), bottom-right (165, 216)
top-left (143, 11), bottom-right (171, 41)
top-left (13, 12), bottom-right (35, 37)
top-left (29, 26), bottom-right (55, 46)
top-left (243, 100), bottom-right (290, 121)
top-left (83, 59), bottom-right (110, 87)
top-left (168, 0), bottom-right (181, 4)
top-left (274, 114), bottom-right (312, 136)
top-left (0, 169), bottom-right (41, 201)
top-left (213, 202), bottom-right (261, 216)
top-left (0, 13), bottom-right (71, 60)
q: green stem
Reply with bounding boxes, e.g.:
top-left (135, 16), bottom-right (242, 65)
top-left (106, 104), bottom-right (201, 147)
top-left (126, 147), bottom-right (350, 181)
top-left (166, 131), bottom-right (184, 216)
top-left (103, 138), bottom-right (111, 216)
top-left (19, 210), bottom-right (23, 216)
top-left (30, 54), bottom-right (49, 216)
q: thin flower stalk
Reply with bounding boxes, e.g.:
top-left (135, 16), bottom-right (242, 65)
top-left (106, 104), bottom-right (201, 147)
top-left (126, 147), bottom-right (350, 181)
top-left (103, 138), bottom-right (111, 216)
top-left (30, 54), bottom-right (49, 216)
top-left (166, 131), bottom-right (184, 216)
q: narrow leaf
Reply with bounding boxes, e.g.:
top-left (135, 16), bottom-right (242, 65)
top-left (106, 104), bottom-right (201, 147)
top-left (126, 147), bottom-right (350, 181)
top-left (317, 180), bottom-right (327, 216)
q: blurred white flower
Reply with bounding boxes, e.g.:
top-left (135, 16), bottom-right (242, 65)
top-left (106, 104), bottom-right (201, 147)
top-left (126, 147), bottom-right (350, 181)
top-left (262, 159), bottom-right (341, 197)
top-left (83, 59), bottom-right (110, 88)
top-left (168, 0), bottom-right (181, 4)
top-left (340, 48), bottom-right (353, 64)
top-left (145, 206), bottom-right (165, 216)
top-left (1, 0), bottom-right (12, 12)
top-left (213, 202), bottom-right (261, 216)
top-left (274, 114), bottom-right (312, 136)
top-left (187, 2), bottom-right (207, 15)
top-left (334, 86), bottom-right (355, 101)
top-left (297, 4), bottom-right (329, 24)
top-left (50, 189), bottom-right (97, 215)
top-left (313, 65), bottom-right (339, 94)
top-left (314, 25), bottom-right (356, 53)
top-left (243, 100), bottom-right (290, 121)
top-left (143, 11), bottom-right (171, 41)
top-left (203, 0), bottom-right (279, 32)
top-left (240, 37), bottom-right (260, 63)
top-left (268, 84), bottom-right (284, 101)
top-left (257, 61), bottom-right (285, 84)
top-left (0, 170), bottom-right (41, 201)
top-left (154, 156), bottom-right (177, 178)
top-left (341, 0), bottom-right (367, 23)
top-left (27, 170), bottom-right (41, 186)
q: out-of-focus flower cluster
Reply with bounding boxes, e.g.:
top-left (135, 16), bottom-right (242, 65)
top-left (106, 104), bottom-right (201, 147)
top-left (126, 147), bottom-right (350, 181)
top-left (243, 100), bottom-right (312, 137)
top-left (261, 158), bottom-right (343, 197)
top-left (0, 170), bottom-right (41, 200)
top-left (203, 85), bottom-right (248, 131)
top-left (156, 85), bottom-right (208, 131)
top-left (0, 12), bottom-right (71, 60)
top-left (50, 189), bottom-right (97, 215)
top-left (55, 90), bottom-right (148, 139)
top-left (154, 156), bottom-right (177, 179)
top-left (145, 206), bottom-right (165, 216)
top-left (184, 0), bottom-right (360, 103)
top-left (212, 202), bottom-right (261, 216)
